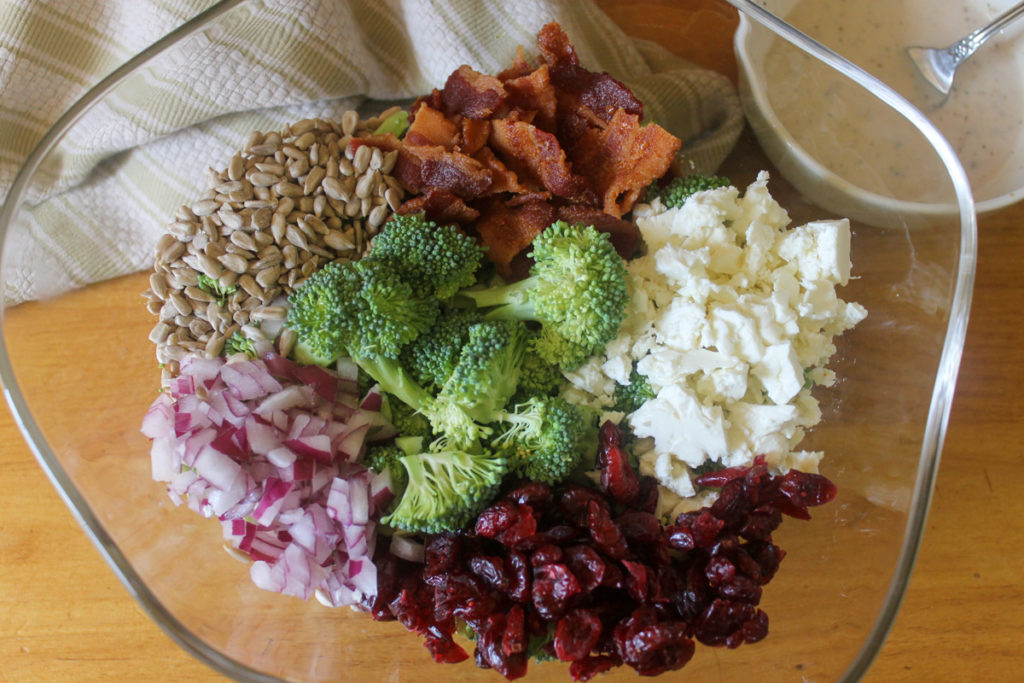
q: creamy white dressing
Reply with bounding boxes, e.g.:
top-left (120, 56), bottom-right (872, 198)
top-left (763, 0), bottom-right (1024, 203)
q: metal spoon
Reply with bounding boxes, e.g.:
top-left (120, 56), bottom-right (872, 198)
top-left (907, 1), bottom-right (1024, 95)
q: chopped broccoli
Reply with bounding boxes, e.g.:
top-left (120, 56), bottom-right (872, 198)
top-left (401, 307), bottom-right (483, 390)
top-left (285, 257), bottom-right (438, 363)
top-left (612, 365), bottom-right (656, 414)
top-left (459, 221), bottom-right (628, 371)
top-left (224, 330), bottom-right (258, 358)
top-left (437, 320), bottom-right (528, 424)
top-left (645, 173), bottom-right (730, 209)
top-left (492, 396), bottom-right (591, 484)
top-left (351, 349), bottom-right (490, 451)
top-left (196, 273), bottom-right (237, 306)
top-left (382, 449), bottom-right (508, 533)
top-left (373, 109), bottom-right (410, 137)
top-left (362, 442), bottom-right (409, 497)
top-left (368, 212), bottom-right (485, 299)
top-left (386, 396), bottom-right (434, 441)
top-left (285, 261), bottom-right (360, 364)
top-left (512, 330), bottom-right (564, 402)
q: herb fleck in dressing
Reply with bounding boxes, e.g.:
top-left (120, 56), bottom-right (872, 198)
top-left (764, 0), bottom-right (1024, 202)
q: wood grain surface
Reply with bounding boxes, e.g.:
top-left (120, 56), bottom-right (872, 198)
top-left (2, 1), bottom-right (1022, 681)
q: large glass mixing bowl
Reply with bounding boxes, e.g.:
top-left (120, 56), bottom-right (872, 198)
top-left (0, 1), bottom-right (976, 681)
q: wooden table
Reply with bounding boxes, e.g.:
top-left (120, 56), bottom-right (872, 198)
top-left (2, 1), bottom-right (1022, 681)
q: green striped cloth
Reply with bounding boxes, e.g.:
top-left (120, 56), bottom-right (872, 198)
top-left (0, 0), bottom-right (742, 305)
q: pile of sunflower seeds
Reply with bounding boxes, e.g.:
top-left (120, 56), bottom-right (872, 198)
top-left (142, 108), bottom-right (406, 379)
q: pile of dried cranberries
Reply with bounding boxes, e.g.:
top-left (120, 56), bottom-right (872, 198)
top-left (368, 422), bottom-right (837, 680)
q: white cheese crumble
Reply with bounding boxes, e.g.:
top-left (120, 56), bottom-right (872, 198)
top-left (561, 171), bottom-right (867, 522)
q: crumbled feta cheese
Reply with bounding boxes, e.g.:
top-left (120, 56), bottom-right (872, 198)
top-left (563, 171), bottom-right (865, 504)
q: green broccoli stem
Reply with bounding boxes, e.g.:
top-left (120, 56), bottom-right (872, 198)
top-left (462, 278), bottom-right (537, 319)
top-left (348, 350), bottom-right (434, 413)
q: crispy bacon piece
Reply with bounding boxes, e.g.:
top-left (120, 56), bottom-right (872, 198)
top-left (396, 187), bottom-right (480, 226)
top-left (442, 65), bottom-right (508, 119)
top-left (472, 147), bottom-right (527, 195)
top-left (567, 109), bottom-right (681, 217)
top-left (396, 145), bottom-right (493, 199)
top-left (503, 64), bottom-right (558, 133)
top-left (350, 133), bottom-right (402, 154)
top-left (460, 118), bottom-right (491, 155)
top-left (405, 104), bottom-right (460, 149)
top-left (536, 22), bottom-right (643, 122)
top-left (497, 46), bottom-right (535, 81)
top-left (489, 119), bottom-right (593, 203)
top-left (472, 197), bottom-right (555, 280)
top-left (556, 203), bottom-right (640, 259)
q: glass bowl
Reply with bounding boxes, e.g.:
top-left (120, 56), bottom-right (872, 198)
top-left (0, 1), bottom-right (976, 681)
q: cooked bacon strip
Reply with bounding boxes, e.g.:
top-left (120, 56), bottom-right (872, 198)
top-left (441, 65), bottom-right (508, 119)
top-left (396, 187), bottom-right (480, 225)
top-left (472, 197), bottom-right (555, 279)
top-left (567, 109), bottom-right (681, 217)
top-left (405, 104), bottom-right (459, 149)
top-left (503, 63), bottom-right (558, 133)
top-left (556, 203), bottom-right (640, 259)
top-left (489, 118), bottom-right (593, 202)
top-left (350, 133), bottom-right (402, 154)
top-left (472, 147), bottom-right (527, 195)
top-left (395, 145), bottom-right (493, 199)
top-left (536, 22), bottom-right (642, 122)
top-left (459, 118), bottom-right (491, 155)
top-left (497, 46), bottom-right (534, 81)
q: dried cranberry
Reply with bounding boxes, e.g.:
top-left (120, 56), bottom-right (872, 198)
top-left (586, 499), bottom-right (629, 559)
top-left (475, 500), bottom-right (519, 538)
top-left (506, 549), bottom-right (531, 602)
top-left (498, 504), bottom-right (539, 546)
top-left (598, 428), bottom-right (640, 504)
top-left (424, 533), bottom-right (464, 584)
top-left (558, 485), bottom-right (609, 527)
top-left (531, 544), bottom-right (564, 566)
top-left (424, 634), bottom-right (469, 663)
top-left (505, 481), bottom-right (552, 507)
top-left (777, 470), bottom-right (837, 510)
top-left (718, 575), bottom-right (763, 604)
top-left (613, 607), bottom-right (694, 676)
top-left (693, 598), bottom-right (766, 648)
top-left (616, 510), bottom-right (663, 546)
top-left (554, 608), bottom-right (603, 661)
top-left (532, 563), bottom-right (581, 619)
top-left (470, 554), bottom-right (509, 592)
top-left (476, 613), bottom-right (528, 679)
top-left (621, 559), bottom-right (650, 603)
top-left (564, 544), bottom-right (606, 594)
top-left (635, 475), bottom-right (660, 514)
top-left (502, 605), bottom-right (527, 656)
top-left (569, 654), bottom-right (621, 682)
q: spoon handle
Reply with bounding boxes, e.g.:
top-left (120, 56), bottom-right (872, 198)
top-left (947, 1), bottom-right (1024, 65)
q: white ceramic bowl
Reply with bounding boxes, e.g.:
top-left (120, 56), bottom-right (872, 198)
top-left (735, 0), bottom-right (1024, 228)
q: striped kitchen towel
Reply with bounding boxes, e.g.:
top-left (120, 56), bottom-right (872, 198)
top-left (0, 0), bottom-right (742, 305)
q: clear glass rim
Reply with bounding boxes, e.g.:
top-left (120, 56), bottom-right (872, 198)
top-left (0, 1), bottom-right (978, 681)
top-left (727, 1), bottom-right (977, 680)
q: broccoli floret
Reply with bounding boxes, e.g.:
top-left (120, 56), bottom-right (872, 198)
top-left (492, 396), bottom-right (591, 484)
top-left (437, 320), bottom-right (528, 425)
top-left (196, 273), bottom-right (237, 306)
top-left (459, 221), bottom-right (628, 371)
top-left (368, 212), bottom-right (485, 299)
top-left (351, 350), bottom-right (490, 451)
top-left (363, 442), bottom-right (409, 497)
top-left (224, 330), bottom-right (257, 358)
top-left (645, 173), bottom-right (730, 209)
top-left (401, 307), bottom-right (483, 390)
top-left (285, 258), bottom-right (438, 363)
top-left (512, 330), bottom-right (565, 402)
top-left (386, 397), bottom-right (434, 440)
top-left (612, 365), bottom-right (656, 414)
top-left (382, 449), bottom-right (508, 533)
top-left (285, 261), bottom-right (360, 364)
